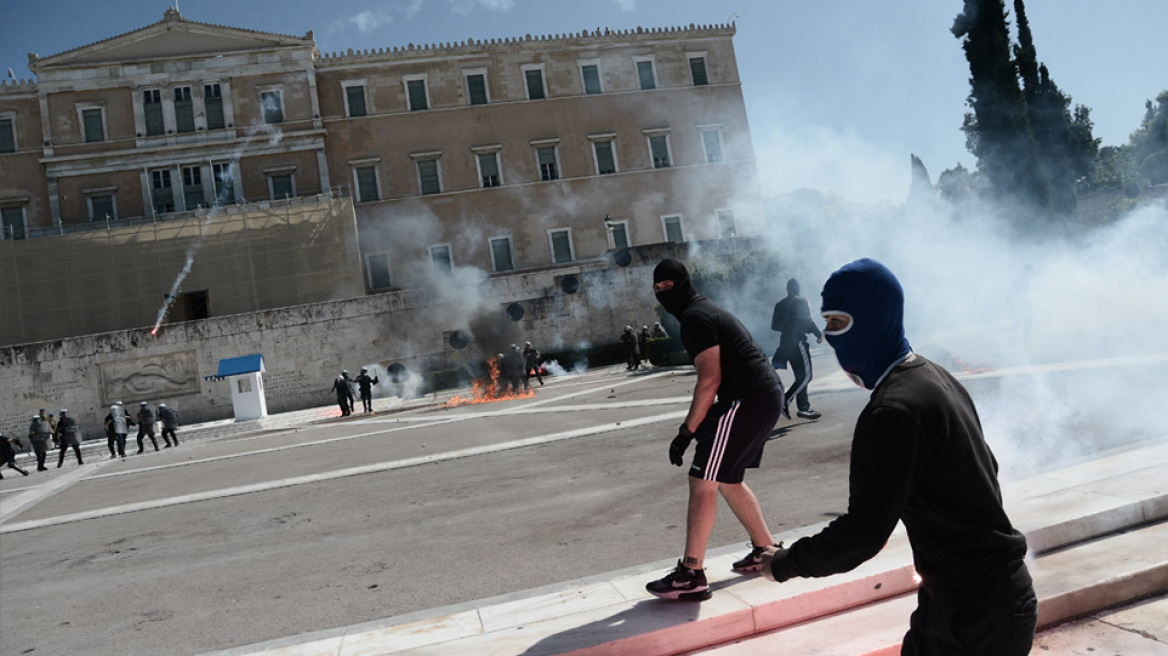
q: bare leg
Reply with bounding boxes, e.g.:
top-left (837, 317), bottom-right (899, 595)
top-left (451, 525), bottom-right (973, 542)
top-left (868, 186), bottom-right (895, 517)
top-left (684, 476), bottom-right (721, 570)
top-left (720, 482), bottom-right (773, 548)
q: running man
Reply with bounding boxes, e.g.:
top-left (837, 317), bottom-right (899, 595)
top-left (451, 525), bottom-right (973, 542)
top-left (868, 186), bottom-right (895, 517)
top-left (771, 277), bottom-right (823, 419)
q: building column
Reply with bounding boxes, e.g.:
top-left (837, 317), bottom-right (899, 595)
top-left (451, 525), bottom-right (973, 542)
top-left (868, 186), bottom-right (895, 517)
top-left (316, 148), bottom-right (331, 192)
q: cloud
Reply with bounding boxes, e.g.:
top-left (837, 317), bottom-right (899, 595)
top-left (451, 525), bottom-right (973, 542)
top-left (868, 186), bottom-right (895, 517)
top-left (448, 0), bottom-right (515, 16)
top-left (608, 0), bottom-right (636, 11)
top-left (330, 9), bottom-right (395, 34)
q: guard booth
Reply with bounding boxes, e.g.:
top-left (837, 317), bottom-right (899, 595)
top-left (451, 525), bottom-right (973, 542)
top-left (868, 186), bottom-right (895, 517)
top-left (206, 354), bottom-right (268, 421)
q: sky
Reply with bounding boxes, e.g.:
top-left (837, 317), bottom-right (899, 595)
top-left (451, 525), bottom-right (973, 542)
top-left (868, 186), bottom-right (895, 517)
top-left (2, 0), bottom-right (1164, 203)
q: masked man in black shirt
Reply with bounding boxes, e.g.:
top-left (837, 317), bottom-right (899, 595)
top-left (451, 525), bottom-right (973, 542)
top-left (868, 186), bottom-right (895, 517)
top-left (760, 258), bottom-right (1036, 654)
top-left (645, 259), bottom-right (786, 601)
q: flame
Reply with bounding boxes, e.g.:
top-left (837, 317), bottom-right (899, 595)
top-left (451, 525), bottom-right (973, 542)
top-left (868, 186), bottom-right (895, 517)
top-left (150, 327), bottom-right (159, 337)
top-left (445, 356), bottom-right (535, 407)
top-left (951, 355), bottom-right (992, 374)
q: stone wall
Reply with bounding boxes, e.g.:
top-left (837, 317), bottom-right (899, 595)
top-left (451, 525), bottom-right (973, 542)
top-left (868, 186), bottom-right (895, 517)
top-left (1, 237), bottom-right (765, 440)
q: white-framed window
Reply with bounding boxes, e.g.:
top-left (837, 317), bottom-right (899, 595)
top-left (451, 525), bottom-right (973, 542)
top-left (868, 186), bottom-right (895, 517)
top-left (429, 243), bottom-right (453, 274)
top-left (1, 204), bottom-right (28, 240)
top-left (0, 113), bottom-right (16, 153)
top-left (489, 236), bottom-right (515, 272)
top-left (211, 161), bottom-right (236, 205)
top-left (531, 139), bottom-right (561, 181)
top-left (463, 68), bottom-right (490, 105)
top-left (578, 59), bottom-right (603, 95)
top-left (645, 129), bottom-right (672, 169)
top-left (634, 56), bottom-right (657, 90)
top-left (174, 85), bottom-right (195, 133)
top-left (142, 88), bottom-right (164, 136)
top-left (698, 125), bottom-right (724, 163)
top-left (522, 63), bottom-right (547, 100)
top-left (203, 82), bottom-right (226, 130)
top-left (588, 132), bottom-right (618, 175)
top-left (265, 167), bottom-right (296, 199)
top-left (716, 209), bottom-right (737, 238)
top-left (411, 152), bottom-right (443, 195)
top-left (607, 219), bottom-right (630, 249)
top-left (687, 52), bottom-right (709, 86)
top-left (258, 86), bottom-right (285, 124)
top-left (350, 158), bottom-right (381, 202)
top-left (151, 168), bottom-right (175, 213)
top-left (366, 252), bottom-right (393, 290)
top-left (181, 164), bottom-right (205, 209)
top-left (85, 189), bottom-right (118, 222)
top-left (404, 74), bottom-right (430, 111)
top-left (662, 214), bottom-right (684, 243)
top-left (77, 104), bottom-right (107, 143)
top-left (548, 228), bottom-right (574, 264)
top-left (472, 146), bottom-right (503, 188)
top-left (342, 80), bottom-right (368, 117)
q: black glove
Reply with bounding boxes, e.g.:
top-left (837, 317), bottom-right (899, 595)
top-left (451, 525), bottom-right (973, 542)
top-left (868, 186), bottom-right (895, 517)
top-left (760, 542), bottom-right (797, 582)
top-left (669, 424), bottom-right (694, 466)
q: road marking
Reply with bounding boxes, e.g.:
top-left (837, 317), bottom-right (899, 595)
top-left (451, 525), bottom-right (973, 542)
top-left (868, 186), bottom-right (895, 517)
top-left (0, 459), bottom-right (112, 524)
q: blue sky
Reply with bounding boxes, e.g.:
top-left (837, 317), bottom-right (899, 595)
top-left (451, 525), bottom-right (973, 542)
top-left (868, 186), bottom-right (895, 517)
top-left (2, 0), bottom-right (1164, 202)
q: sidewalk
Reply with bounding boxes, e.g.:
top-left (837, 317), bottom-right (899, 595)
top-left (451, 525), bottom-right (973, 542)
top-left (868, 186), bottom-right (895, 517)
top-left (202, 438), bottom-right (1168, 656)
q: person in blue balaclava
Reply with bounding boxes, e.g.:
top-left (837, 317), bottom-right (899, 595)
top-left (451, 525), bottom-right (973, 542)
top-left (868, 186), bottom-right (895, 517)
top-left (759, 258), bottom-right (1037, 655)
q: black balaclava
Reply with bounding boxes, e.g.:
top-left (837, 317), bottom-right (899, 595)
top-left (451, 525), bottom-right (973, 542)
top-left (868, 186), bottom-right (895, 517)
top-left (786, 278), bottom-right (801, 297)
top-left (653, 258), bottom-right (697, 317)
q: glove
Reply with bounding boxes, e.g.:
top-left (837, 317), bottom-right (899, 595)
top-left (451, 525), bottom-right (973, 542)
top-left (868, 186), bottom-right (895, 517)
top-left (669, 424), bottom-right (694, 466)
top-left (760, 542), bottom-right (797, 582)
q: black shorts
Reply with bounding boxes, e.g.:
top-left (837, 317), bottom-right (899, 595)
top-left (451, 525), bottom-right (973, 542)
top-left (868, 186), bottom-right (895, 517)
top-left (690, 384), bottom-right (784, 484)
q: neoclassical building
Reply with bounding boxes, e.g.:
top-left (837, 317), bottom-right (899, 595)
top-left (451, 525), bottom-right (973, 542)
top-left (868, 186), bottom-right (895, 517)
top-left (0, 9), bottom-right (762, 346)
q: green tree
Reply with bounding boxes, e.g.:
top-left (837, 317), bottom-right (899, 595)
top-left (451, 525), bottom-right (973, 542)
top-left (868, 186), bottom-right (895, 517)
top-left (1129, 91), bottom-right (1168, 184)
top-left (952, 0), bottom-right (1051, 217)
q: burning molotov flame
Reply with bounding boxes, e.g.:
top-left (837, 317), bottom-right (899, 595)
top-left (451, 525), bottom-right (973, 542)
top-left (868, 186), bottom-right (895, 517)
top-left (445, 356), bottom-right (535, 407)
top-left (950, 355), bottom-right (992, 374)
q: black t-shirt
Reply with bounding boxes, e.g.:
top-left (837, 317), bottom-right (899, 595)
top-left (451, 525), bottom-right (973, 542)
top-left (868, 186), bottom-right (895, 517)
top-left (786, 356), bottom-right (1030, 597)
top-left (678, 295), bottom-right (778, 401)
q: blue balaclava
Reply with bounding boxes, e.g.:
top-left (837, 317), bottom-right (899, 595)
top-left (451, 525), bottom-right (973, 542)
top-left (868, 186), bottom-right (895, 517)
top-left (820, 258), bottom-right (912, 390)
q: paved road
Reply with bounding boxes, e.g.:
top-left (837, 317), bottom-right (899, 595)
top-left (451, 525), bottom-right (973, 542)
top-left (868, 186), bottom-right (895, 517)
top-left (1, 351), bottom-right (1162, 656)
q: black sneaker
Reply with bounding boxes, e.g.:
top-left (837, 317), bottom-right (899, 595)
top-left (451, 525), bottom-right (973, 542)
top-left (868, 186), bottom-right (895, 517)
top-left (646, 560), bottom-right (711, 601)
top-left (796, 409), bottom-right (822, 419)
top-left (732, 542), bottom-right (781, 573)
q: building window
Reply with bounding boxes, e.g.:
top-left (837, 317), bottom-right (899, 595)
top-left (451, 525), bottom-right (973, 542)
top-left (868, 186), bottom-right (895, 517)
top-left (536, 146), bottom-right (559, 181)
top-left (688, 54), bottom-right (709, 86)
top-left (0, 116), bottom-right (15, 153)
top-left (608, 219), bottom-right (630, 249)
top-left (366, 252), bottom-right (393, 290)
top-left (700, 127), bottom-right (724, 163)
top-left (477, 152), bottom-right (501, 188)
top-left (662, 215), bottom-right (684, 243)
top-left (548, 228), bottom-right (574, 264)
top-left (174, 86), bottom-right (195, 133)
top-left (204, 83), bottom-right (225, 130)
top-left (405, 76), bottom-right (430, 111)
top-left (593, 140), bottom-right (617, 175)
top-left (88, 194), bottom-right (116, 222)
top-left (579, 61), bottom-right (602, 94)
top-left (489, 236), bottom-right (515, 272)
top-left (143, 89), bottom-right (164, 136)
top-left (79, 106), bottom-right (106, 143)
top-left (268, 172), bottom-right (295, 199)
top-left (464, 69), bottom-right (489, 105)
top-left (416, 159), bottom-right (442, 195)
top-left (716, 209), bottom-right (737, 238)
top-left (635, 58), bottom-right (657, 90)
top-left (522, 64), bottom-right (546, 100)
top-left (259, 88), bottom-right (284, 124)
top-left (430, 244), bottom-right (453, 274)
top-left (343, 81), bottom-right (367, 118)
top-left (212, 162), bottom-right (235, 205)
top-left (151, 169), bottom-right (175, 213)
top-left (353, 164), bottom-right (380, 202)
top-left (648, 133), bottom-right (672, 168)
top-left (1, 206), bottom-right (27, 240)
top-left (182, 165), bottom-right (204, 209)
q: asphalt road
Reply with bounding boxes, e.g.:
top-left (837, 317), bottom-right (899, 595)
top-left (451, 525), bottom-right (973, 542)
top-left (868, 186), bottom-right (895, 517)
top-left (1, 351), bottom-right (1162, 656)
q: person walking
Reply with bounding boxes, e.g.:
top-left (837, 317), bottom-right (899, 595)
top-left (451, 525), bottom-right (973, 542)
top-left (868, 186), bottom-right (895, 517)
top-left (332, 374), bottom-right (354, 416)
top-left (523, 341), bottom-right (543, 387)
top-left (758, 258), bottom-right (1036, 655)
top-left (354, 368), bottom-right (379, 414)
top-left (28, 414), bottom-right (54, 471)
top-left (104, 402), bottom-right (132, 458)
top-left (54, 409), bottom-right (84, 467)
top-left (639, 325), bottom-right (652, 364)
top-left (158, 404), bottom-right (180, 447)
top-left (644, 258), bottom-right (786, 601)
top-left (621, 325), bottom-right (641, 370)
top-left (1, 432), bottom-right (31, 478)
top-left (136, 402), bottom-right (160, 453)
top-left (771, 277), bottom-right (824, 420)
top-left (39, 408), bottom-right (59, 449)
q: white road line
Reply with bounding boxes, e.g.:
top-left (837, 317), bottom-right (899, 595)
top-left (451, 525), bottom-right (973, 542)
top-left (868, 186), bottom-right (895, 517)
top-left (0, 459), bottom-right (113, 524)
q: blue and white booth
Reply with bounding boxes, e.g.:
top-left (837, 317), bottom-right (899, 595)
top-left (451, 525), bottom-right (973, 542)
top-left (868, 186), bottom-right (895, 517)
top-left (205, 354), bottom-right (268, 421)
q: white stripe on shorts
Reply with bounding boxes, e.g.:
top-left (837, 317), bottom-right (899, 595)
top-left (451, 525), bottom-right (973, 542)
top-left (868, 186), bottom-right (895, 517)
top-left (704, 399), bottom-right (740, 481)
